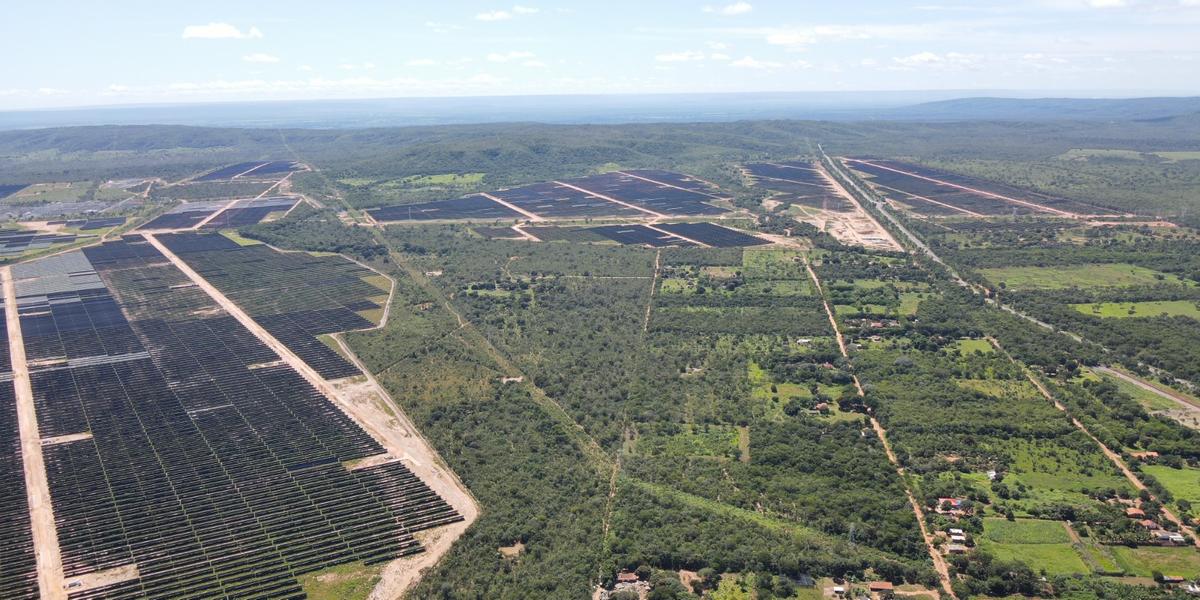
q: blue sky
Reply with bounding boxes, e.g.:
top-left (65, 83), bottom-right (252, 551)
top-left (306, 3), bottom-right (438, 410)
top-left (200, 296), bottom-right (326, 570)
top-left (2, 0), bottom-right (1198, 110)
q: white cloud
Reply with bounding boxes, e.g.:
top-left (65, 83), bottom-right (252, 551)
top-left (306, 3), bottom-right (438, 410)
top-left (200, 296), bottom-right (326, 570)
top-left (406, 58), bottom-right (438, 66)
top-left (703, 2), bottom-right (753, 16)
top-left (487, 51), bottom-right (536, 62)
top-left (730, 56), bottom-right (782, 69)
top-left (710, 52), bottom-right (731, 60)
top-left (298, 65), bottom-right (313, 72)
top-left (522, 60), bottom-right (547, 68)
top-left (477, 6), bottom-right (540, 21)
top-left (762, 24), bottom-right (939, 48)
top-left (242, 53), bottom-right (280, 63)
top-left (425, 21), bottom-right (461, 33)
top-left (655, 50), bottom-right (706, 62)
top-left (339, 62), bottom-right (376, 71)
top-left (106, 84), bottom-right (129, 92)
top-left (891, 51), bottom-right (978, 69)
top-left (707, 41), bottom-right (730, 50)
top-left (37, 87), bottom-right (68, 95)
top-left (182, 23), bottom-right (263, 40)
top-left (1088, 0), bottom-right (1128, 6)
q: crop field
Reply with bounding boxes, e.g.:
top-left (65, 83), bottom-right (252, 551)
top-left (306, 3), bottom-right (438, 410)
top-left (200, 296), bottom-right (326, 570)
top-left (201, 196), bottom-right (297, 229)
top-left (977, 519), bottom-right (1089, 576)
top-left (367, 195), bottom-right (522, 222)
top-left (844, 158), bottom-right (1118, 217)
top-left (13, 240), bottom-right (458, 600)
top-left (653, 222), bottom-right (769, 247)
top-left (1071, 299), bottom-right (1200, 319)
top-left (159, 232), bottom-right (389, 379)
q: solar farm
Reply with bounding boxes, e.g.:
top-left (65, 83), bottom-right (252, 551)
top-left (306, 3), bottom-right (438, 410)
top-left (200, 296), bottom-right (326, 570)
top-left (843, 158), bottom-right (1123, 218)
top-left (366, 169), bottom-right (731, 223)
top-left (200, 197), bottom-right (297, 229)
top-left (193, 161), bottom-right (308, 183)
top-left (743, 160), bottom-right (902, 251)
top-left (0, 227), bottom-right (469, 599)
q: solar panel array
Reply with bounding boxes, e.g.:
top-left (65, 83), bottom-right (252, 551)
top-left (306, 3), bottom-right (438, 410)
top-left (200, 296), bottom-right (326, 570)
top-left (367, 170), bottom-right (729, 222)
top-left (0, 280), bottom-right (39, 600)
top-left (201, 197), bottom-right (297, 230)
top-left (0, 229), bottom-right (80, 256)
top-left (12, 239), bottom-right (458, 600)
top-left (194, 162), bottom-right (305, 182)
top-left (158, 233), bottom-right (384, 380)
top-left (138, 201), bottom-right (228, 231)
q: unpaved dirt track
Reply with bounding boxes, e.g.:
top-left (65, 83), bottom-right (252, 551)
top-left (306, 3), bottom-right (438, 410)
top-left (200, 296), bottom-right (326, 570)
top-left (801, 258), bottom-right (955, 598)
top-left (990, 338), bottom-right (1200, 549)
top-left (479, 192), bottom-right (545, 222)
top-left (3, 266), bottom-right (67, 600)
top-left (145, 234), bottom-right (480, 599)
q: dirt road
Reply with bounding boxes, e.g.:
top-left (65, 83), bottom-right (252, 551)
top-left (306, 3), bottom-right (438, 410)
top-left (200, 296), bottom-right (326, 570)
top-left (989, 338), bottom-right (1200, 549)
top-left (2, 266), bottom-right (67, 600)
top-left (802, 258), bottom-right (955, 598)
top-left (144, 234), bottom-right (480, 598)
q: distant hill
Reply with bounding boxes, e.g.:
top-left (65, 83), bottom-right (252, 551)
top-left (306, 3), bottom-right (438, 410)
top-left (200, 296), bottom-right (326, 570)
top-left (1, 93), bottom-right (1198, 131)
top-left (882, 96), bottom-right (1200, 121)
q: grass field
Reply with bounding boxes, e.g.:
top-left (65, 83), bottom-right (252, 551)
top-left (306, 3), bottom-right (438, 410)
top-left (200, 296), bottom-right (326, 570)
top-left (1087, 369), bottom-right (1180, 412)
top-left (1071, 300), bottom-right (1200, 320)
top-left (1141, 465), bottom-right (1200, 507)
top-left (980, 263), bottom-right (1184, 290)
top-left (978, 519), bottom-right (1089, 576)
top-left (955, 338), bottom-right (995, 356)
top-left (297, 561), bottom-right (383, 600)
top-left (1110, 545), bottom-right (1200, 578)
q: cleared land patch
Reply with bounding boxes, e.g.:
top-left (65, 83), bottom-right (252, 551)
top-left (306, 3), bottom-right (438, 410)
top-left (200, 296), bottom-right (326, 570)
top-left (980, 263), bottom-right (1184, 290)
top-left (1071, 299), bottom-right (1200, 319)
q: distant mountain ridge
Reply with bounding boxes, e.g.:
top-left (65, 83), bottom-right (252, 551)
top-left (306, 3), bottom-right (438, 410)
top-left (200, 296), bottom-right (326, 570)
top-left (883, 96), bottom-right (1200, 121)
top-left (0, 92), bottom-right (1198, 130)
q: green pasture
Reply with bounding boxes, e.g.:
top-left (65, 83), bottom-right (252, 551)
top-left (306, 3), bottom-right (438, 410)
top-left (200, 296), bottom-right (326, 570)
top-left (978, 518), bottom-right (1088, 576)
top-left (980, 263), bottom-right (1184, 290)
top-left (1141, 465), bottom-right (1200, 507)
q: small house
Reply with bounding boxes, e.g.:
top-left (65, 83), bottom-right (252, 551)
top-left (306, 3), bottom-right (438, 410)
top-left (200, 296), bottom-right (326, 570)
top-left (1163, 575), bottom-right (1186, 584)
top-left (947, 544), bottom-right (968, 554)
top-left (1126, 507), bottom-right (1146, 519)
top-left (1139, 519), bottom-right (1160, 530)
top-left (616, 571), bottom-right (639, 584)
top-left (948, 528), bottom-right (964, 536)
top-left (950, 534), bottom-right (967, 544)
top-left (868, 581), bottom-right (895, 597)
